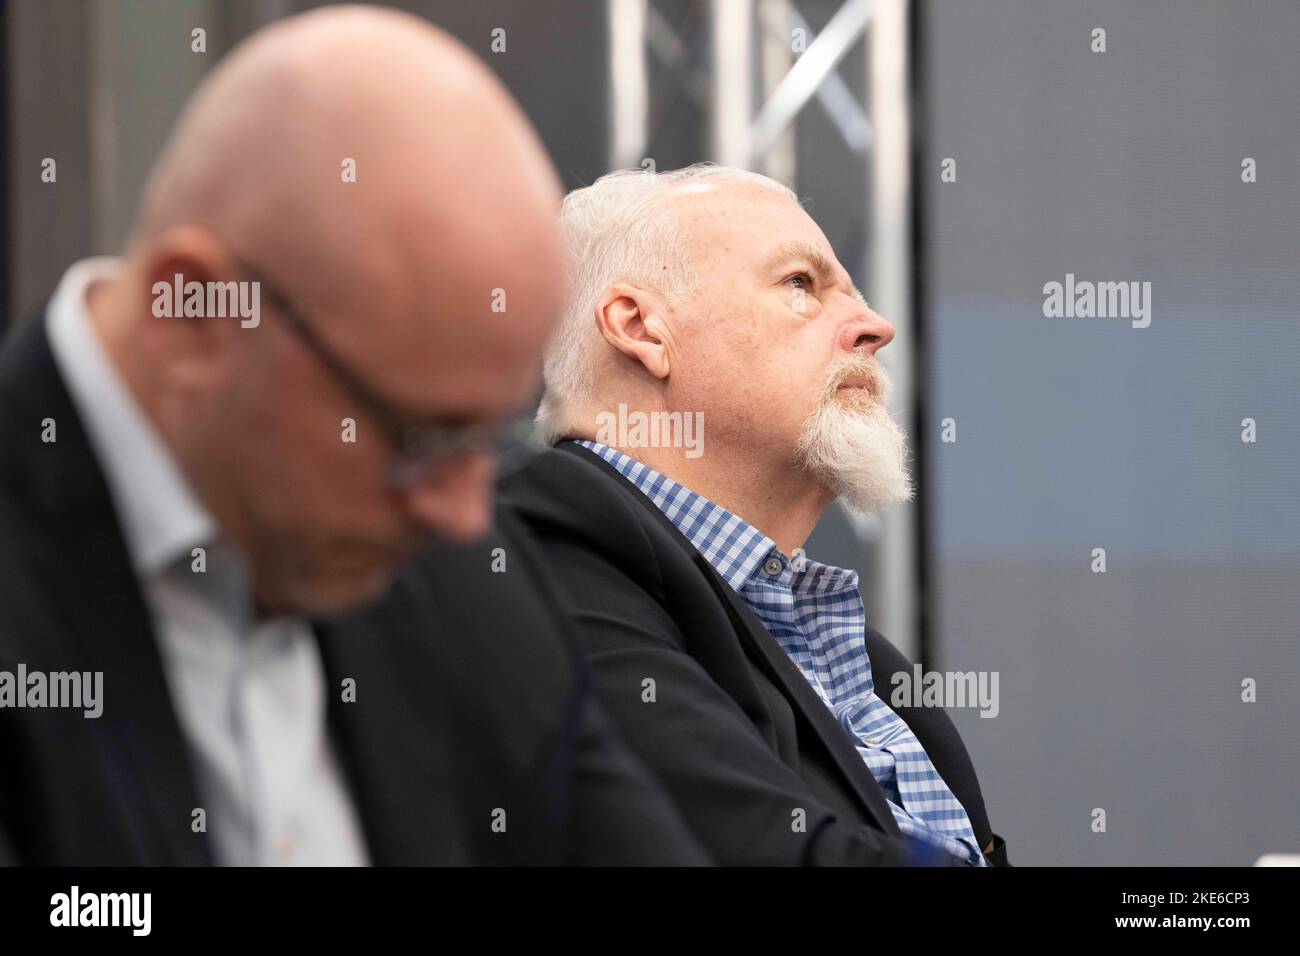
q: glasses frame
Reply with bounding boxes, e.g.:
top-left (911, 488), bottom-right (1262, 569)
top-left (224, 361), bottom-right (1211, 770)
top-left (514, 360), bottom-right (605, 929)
top-left (233, 257), bottom-right (518, 488)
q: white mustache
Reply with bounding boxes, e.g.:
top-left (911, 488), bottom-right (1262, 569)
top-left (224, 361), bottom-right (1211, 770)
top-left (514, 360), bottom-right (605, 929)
top-left (823, 357), bottom-right (890, 402)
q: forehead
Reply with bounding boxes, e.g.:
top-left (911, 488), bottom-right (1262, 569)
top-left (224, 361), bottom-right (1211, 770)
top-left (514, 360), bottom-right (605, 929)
top-left (670, 181), bottom-right (832, 265)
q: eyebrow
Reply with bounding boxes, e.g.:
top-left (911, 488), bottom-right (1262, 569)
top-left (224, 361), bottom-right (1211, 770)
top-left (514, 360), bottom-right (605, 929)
top-left (762, 240), bottom-right (866, 304)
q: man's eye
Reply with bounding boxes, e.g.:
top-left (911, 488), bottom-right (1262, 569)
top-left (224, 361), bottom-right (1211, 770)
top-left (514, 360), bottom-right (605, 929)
top-left (786, 272), bottom-right (813, 291)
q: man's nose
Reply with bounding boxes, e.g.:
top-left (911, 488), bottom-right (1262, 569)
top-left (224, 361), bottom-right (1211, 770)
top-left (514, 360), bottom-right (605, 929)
top-left (401, 453), bottom-right (495, 543)
top-left (839, 303), bottom-right (896, 355)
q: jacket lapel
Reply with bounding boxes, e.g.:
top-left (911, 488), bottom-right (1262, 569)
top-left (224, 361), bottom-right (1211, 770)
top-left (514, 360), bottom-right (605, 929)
top-left (697, 557), bottom-right (903, 836)
top-left (3, 314), bottom-right (212, 865)
top-left (560, 442), bottom-right (901, 836)
top-left (312, 579), bottom-right (460, 865)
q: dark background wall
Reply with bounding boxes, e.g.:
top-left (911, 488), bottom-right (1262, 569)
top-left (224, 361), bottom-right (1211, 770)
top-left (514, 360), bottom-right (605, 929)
top-left (921, 0), bottom-right (1300, 864)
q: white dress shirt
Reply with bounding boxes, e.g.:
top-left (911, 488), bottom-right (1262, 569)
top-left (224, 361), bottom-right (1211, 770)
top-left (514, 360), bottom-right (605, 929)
top-left (46, 257), bottom-right (370, 866)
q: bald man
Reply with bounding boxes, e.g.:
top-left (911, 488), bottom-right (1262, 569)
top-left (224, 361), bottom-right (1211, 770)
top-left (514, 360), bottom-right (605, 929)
top-left (0, 7), bottom-right (706, 865)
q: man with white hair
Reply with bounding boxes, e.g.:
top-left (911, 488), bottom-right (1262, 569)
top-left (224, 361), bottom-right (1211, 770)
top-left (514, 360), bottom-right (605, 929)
top-left (503, 163), bottom-right (1008, 866)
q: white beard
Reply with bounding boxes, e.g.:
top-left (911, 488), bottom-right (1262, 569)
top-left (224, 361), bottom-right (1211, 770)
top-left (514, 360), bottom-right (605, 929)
top-left (796, 360), bottom-right (914, 515)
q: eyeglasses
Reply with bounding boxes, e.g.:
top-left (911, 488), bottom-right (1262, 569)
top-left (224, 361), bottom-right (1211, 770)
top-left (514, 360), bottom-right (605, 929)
top-left (233, 258), bottom-right (545, 488)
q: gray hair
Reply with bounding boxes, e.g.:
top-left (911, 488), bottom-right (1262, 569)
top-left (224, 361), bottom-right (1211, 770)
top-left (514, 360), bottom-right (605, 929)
top-left (535, 163), bottom-right (797, 444)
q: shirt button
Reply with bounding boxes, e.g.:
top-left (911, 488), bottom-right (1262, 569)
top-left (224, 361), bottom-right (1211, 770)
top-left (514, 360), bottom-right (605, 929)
top-left (763, 557), bottom-right (783, 576)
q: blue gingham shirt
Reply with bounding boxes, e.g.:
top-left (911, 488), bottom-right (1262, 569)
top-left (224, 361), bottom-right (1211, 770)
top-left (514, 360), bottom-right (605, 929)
top-left (577, 440), bottom-right (988, 866)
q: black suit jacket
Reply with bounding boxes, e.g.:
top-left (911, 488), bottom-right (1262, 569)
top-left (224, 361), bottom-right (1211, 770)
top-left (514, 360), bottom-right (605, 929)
top-left (501, 441), bottom-right (1010, 866)
top-left (0, 313), bottom-right (708, 866)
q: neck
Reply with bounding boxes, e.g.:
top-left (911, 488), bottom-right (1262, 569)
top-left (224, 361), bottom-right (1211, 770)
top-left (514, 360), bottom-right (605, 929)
top-left (85, 273), bottom-right (254, 569)
top-left (85, 275), bottom-right (162, 434)
top-left (575, 426), bottom-right (833, 556)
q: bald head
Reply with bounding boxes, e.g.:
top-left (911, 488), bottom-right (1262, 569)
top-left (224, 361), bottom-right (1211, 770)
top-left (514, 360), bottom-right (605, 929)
top-left (94, 6), bottom-right (568, 614)
top-left (132, 5), bottom-right (564, 412)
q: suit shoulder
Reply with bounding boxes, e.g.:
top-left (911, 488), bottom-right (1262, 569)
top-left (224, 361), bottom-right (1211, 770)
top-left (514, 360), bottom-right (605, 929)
top-left (500, 445), bottom-right (670, 574)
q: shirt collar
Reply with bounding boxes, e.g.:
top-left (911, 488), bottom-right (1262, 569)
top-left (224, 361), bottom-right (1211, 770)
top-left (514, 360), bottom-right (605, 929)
top-left (574, 440), bottom-right (858, 595)
top-left (46, 257), bottom-right (219, 578)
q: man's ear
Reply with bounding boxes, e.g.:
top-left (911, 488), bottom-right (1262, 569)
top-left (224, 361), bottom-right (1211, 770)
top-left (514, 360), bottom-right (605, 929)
top-left (594, 282), bottom-right (671, 380)
top-left (137, 226), bottom-right (244, 389)
top-left (141, 224), bottom-right (244, 298)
